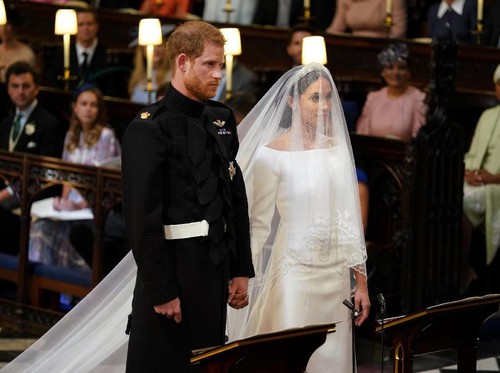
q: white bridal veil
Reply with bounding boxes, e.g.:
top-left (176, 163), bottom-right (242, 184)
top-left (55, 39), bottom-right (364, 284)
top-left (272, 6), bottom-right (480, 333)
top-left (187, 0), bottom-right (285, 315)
top-left (2, 252), bottom-right (135, 372)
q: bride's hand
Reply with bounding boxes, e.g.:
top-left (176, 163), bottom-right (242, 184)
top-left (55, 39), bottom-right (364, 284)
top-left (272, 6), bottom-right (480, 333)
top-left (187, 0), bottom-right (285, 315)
top-left (353, 274), bottom-right (371, 326)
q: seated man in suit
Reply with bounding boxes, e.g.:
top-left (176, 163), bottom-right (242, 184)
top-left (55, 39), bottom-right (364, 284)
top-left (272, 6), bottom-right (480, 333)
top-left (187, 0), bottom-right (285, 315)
top-left (0, 61), bottom-right (64, 255)
top-left (44, 9), bottom-right (121, 96)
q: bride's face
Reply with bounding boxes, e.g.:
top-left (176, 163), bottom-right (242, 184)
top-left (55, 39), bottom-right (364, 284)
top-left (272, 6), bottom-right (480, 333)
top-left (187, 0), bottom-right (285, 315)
top-left (297, 76), bottom-right (332, 128)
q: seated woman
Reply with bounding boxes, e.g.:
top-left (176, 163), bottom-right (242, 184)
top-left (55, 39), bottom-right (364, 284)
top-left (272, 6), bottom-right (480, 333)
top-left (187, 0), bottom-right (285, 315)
top-left (29, 85), bottom-right (121, 271)
top-left (326, 0), bottom-right (407, 38)
top-left (128, 43), bottom-right (171, 104)
top-left (462, 64), bottom-right (500, 293)
top-left (356, 43), bottom-right (428, 142)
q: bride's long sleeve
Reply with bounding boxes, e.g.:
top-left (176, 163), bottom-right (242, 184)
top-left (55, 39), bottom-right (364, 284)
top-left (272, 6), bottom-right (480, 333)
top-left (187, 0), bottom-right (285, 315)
top-left (249, 148), bottom-right (280, 277)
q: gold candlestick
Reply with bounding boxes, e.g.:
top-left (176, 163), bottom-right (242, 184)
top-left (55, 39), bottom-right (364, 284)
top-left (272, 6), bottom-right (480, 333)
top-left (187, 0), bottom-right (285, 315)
top-left (474, 19), bottom-right (484, 45)
top-left (224, 0), bottom-right (233, 23)
top-left (303, 7), bottom-right (311, 22)
top-left (383, 12), bottom-right (393, 36)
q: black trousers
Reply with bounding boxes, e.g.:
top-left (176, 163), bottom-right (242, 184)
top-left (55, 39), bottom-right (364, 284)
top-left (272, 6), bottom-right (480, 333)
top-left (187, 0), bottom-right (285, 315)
top-left (125, 239), bottom-right (229, 373)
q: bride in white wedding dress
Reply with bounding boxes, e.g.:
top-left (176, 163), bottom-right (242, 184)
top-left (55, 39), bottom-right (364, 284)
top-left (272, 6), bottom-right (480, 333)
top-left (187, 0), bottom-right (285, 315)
top-left (3, 62), bottom-right (369, 372)
top-left (227, 62), bottom-right (370, 372)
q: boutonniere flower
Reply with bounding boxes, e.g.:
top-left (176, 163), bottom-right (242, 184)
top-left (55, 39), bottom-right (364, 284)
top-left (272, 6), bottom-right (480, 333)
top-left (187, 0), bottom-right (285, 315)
top-left (25, 122), bottom-right (36, 136)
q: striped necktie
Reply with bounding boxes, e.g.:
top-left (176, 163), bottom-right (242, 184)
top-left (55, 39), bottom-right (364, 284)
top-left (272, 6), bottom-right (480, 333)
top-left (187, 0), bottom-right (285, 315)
top-left (12, 114), bottom-right (23, 140)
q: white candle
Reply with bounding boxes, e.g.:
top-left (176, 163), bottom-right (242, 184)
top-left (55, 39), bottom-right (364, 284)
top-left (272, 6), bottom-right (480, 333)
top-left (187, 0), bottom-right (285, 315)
top-left (477, 0), bottom-right (483, 21)
top-left (146, 44), bottom-right (154, 84)
top-left (304, 0), bottom-right (310, 9)
top-left (386, 0), bottom-right (392, 14)
top-left (63, 33), bottom-right (70, 70)
top-left (225, 54), bottom-right (233, 97)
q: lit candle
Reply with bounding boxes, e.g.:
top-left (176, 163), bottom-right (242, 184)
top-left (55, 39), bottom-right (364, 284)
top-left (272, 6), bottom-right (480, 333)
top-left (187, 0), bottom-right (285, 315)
top-left (63, 33), bottom-right (71, 70)
top-left (304, 0), bottom-right (310, 9)
top-left (477, 0), bottom-right (483, 21)
top-left (225, 54), bottom-right (233, 97)
top-left (386, 0), bottom-right (392, 14)
top-left (146, 44), bottom-right (154, 84)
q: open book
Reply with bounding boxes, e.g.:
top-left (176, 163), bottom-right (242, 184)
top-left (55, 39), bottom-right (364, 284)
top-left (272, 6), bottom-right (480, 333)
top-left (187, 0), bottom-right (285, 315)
top-left (30, 197), bottom-right (94, 221)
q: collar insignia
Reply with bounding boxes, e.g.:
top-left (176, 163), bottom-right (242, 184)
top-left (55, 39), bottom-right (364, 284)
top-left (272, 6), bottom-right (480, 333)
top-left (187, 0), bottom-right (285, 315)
top-left (213, 119), bottom-right (225, 127)
top-left (140, 112), bottom-right (151, 119)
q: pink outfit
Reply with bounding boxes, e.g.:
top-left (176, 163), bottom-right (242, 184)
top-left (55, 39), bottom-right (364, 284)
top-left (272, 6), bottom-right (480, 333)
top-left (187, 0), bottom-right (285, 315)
top-left (356, 86), bottom-right (427, 141)
top-left (328, 0), bottom-right (407, 38)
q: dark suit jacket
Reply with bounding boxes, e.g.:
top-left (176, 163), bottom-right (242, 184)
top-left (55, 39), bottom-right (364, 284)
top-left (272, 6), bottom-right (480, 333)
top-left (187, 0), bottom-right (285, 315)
top-left (0, 103), bottom-right (64, 158)
top-left (44, 42), bottom-right (122, 96)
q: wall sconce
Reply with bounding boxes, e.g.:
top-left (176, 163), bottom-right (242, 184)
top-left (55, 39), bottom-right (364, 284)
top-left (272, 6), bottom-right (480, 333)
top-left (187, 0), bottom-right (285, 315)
top-left (0, 1), bottom-right (6, 25)
top-left (301, 36), bottom-right (327, 65)
top-left (220, 27), bottom-right (241, 101)
top-left (138, 18), bottom-right (163, 104)
top-left (54, 9), bottom-right (78, 89)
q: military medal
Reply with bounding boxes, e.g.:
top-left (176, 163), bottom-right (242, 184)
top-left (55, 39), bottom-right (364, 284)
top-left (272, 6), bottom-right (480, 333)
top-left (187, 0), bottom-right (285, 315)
top-left (228, 161), bottom-right (236, 181)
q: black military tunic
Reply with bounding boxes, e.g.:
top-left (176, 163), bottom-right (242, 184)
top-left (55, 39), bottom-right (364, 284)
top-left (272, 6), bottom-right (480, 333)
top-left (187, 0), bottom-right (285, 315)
top-left (122, 85), bottom-right (254, 372)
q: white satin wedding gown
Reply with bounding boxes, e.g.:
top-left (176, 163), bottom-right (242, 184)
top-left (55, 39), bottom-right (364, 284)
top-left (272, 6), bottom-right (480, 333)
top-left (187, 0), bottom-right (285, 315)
top-left (228, 143), bottom-right (358, 372)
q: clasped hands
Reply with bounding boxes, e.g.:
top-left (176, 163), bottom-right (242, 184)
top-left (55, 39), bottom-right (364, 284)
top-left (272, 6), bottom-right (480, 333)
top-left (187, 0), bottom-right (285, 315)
top-left (465, 169), bottom-right (498, 186)
top-left (227, 276), bottom-right (250, 310)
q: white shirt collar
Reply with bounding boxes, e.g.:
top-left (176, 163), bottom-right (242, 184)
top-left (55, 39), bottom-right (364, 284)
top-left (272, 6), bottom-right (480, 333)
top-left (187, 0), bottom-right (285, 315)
top-left (437, 0), bottom-right (466, 18)
top-left (16, 99), bottom-right (38, 124)
top-left (76, 39), bottom-right (98, 62)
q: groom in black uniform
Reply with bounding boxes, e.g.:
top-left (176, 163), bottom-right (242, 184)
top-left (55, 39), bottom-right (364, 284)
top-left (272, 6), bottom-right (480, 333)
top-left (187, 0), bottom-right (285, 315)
top-left (121, 21), bottom-right (254, 372)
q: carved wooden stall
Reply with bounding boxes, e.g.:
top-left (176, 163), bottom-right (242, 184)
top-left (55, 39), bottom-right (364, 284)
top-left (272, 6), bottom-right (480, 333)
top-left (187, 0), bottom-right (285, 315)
top-left (353, 40), bottom-right (468, 315)
top-left (0, 150), bottom-right (122, 308)
top-left (350, 134), bottom-right (409, 311)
